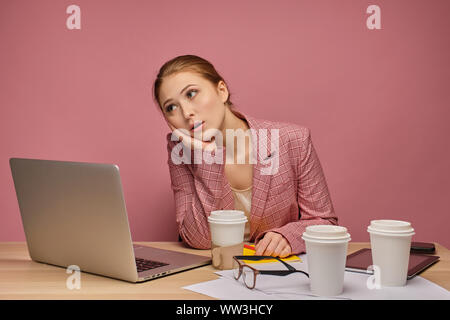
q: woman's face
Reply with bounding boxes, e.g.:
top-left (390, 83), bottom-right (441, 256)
top-left (158, 71), bottom-right (229, 139)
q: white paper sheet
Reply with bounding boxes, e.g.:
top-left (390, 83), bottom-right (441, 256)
top-left (183, 278), bottom-right (281, 300)
top-left (183, 254), bottom-right (450, 300)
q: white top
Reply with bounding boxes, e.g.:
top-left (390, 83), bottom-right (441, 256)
top-left (230, 185), bottom-right (252, 242)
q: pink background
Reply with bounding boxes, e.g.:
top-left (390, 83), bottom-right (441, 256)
top-left (1, 0), bottom-right (449, 247)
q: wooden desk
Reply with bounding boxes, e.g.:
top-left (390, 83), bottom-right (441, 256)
top-left (0, 242), bottom-right (448, 299)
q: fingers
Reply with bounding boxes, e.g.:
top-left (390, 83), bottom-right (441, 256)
top-left (273, 235), bottom-right (292, 258)
top-left (273, 238), bottom-right (287, 257)
top-left (172, 128), bottom-right (203, 150)
top-left (255, 232), bottom-right (292, 258)
top-left (279, 243), bottom-right (292, 258)
top-left (255, 234), bottom-right (270, 256)
top-left (262, 234), bottom-right (279, 256)
top-left (169, 126), bottom-right (217, 152)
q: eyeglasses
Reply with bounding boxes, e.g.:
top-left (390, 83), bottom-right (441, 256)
top-left (232, 255), bottom-right (309, 289)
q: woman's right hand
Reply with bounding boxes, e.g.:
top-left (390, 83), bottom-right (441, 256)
top-left (168, 122), bottom-right (217, 152)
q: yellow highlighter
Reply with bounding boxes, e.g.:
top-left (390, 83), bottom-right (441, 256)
top-left (242, 244), bottom-right (302, 264)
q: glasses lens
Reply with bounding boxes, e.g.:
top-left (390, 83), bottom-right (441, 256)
top-left (242, 266), bottom-right (255, 289)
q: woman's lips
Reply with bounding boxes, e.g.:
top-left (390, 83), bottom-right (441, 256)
top-left (191, 121), bottom-right (205, 133)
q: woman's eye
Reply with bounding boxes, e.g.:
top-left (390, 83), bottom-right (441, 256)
top-left (187, 89), bottom-right (198, 99)
top-left (165, 104), bottom-right (177, 113)
top-left (165, 89), bottom-right (197, 113)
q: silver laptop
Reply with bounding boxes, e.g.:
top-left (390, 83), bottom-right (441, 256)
top-left (9, 157), bottom-right (211, 283)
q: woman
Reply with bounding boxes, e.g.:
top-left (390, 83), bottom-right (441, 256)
top-left (153, 55), bottom-right (338, 258)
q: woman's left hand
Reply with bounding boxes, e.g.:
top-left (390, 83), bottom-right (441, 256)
top-left (254, 232), bottom-right (292, 258)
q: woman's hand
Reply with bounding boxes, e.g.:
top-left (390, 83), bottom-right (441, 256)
top-left (168, 122), bottom-right (217, 152)
top-left (255, 232), bottom-right (292, 258)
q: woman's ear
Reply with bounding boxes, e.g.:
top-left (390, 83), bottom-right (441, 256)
top-left (217, 80), bottom-right (230, 104)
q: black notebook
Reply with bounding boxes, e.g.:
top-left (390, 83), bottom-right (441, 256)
top-left (346, 248), bottom-right (440, 279)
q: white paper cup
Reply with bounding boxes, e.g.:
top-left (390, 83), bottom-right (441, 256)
top-left (208, 210), bottom-right (247, 269)
top-left (302, 225), bottom-right (351, 296)
top-left (367, 219), bottom-right (415, 286)
top-left (208, 210), bottom-right (247, 247)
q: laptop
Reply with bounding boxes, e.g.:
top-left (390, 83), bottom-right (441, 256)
top-left (9, 157), bottom-right (211, 283)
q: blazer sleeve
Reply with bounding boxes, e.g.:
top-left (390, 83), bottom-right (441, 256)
top-left (166, 135), bottom-right (229, 249)
top-left (256, 127), bottom-right (338, 255)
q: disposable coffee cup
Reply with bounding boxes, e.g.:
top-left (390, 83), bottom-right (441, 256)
top-left (302, 225), bottom-right (351, 296)
top-left (367, 219), bottom-right (415, 286)
top-left (208, 210), bottom-right (247, 270)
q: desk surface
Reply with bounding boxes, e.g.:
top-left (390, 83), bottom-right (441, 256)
top-left (0, 242), bottom-right (448, 299)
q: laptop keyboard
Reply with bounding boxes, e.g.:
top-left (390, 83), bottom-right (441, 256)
top-left (135, 257), bottom-right (169, 273)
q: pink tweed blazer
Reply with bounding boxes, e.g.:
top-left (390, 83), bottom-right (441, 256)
top-left (166, 110), bottom-right (338, 254)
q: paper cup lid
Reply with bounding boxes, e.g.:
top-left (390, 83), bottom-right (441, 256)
top-left (208, 210), bottom-right (247, 223)
top-left (367, 220), bottom-right (414, 234)
top-left (302, 225), bottom-right (350, 241)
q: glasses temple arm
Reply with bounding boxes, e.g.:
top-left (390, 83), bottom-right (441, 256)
top-left (273, 256), bottom-right (297, 272)
top-left (233, 255), bottom-right (297, 272)
top-left (259, 270), bottom-right (309, 278)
